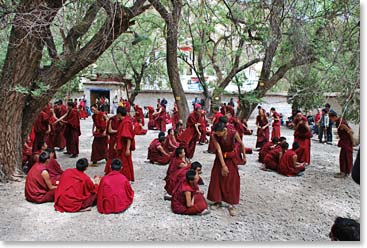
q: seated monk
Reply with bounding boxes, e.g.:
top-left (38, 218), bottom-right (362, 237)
top-left (163, 129), bottom-right (179, 153)
top-left (45, 148), bottom-right (64, 185)
top-left (147, 132), bottom-right (172, 165)
top-left (278, 142), bottom-right (306, 177)
top-left (134, 118), bottom-right (147, 135)
top-left (54, 158), bottom-right (99, 212)
top-left (263, 143), bottom-right (284, 171)
top-left (25, 151), bottom-right (57, 203)
top-left (97, 159), bottom-right (134, 214)
top-left (259, 137), bottom-right (279, 163)
top-left (171, 170), bottom-right (210, 215)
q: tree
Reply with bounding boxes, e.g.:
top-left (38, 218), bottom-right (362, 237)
top-left (149, 0), bottom-right (190, 122)
top-left (0, 0), bottom-right (150, 181)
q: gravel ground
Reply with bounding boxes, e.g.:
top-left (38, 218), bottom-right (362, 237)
top-left (0, 116), bottom-right (360, 241)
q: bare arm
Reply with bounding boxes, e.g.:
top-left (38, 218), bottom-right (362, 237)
top-left (234, 132), bottom-right (247, 165)
top-left (108, 120), bottom-right (117, 134)
top-left (54, 109), bottom-right (70, 124)
top-left (41, 170), bottom-right (57, 190)
top-left (157, 145), bottom-right (170, 156)
top-left (212, 135), bottom-right (229, 176)
top-left (184, 191), bottom-right (194, 208)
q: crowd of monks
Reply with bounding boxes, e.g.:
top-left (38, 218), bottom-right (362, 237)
top-left (24, 97), bottom-right (355, 217)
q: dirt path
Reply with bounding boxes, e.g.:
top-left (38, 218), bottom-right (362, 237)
top-left (0, 117), bottom-right (360, 241)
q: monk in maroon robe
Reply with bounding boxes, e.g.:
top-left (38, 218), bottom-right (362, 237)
top-left (164, 148), bottom-right (189, 195)
top-left (107, 114), bottom-right (121, 160)
top-left (90, 105), bottom-right (108, 166)
top-left (134, 104), bottom-right (145, 126)
top-left (270, 107), bottom-right (281, 139)
top-left (176, 104), bottom-right (202, 159)
top-left (171, 170), bottom-right (209, 215)
top-left (207, 121), bottom-right (247, 216)
top-left (25, 151), bottom-right (56, 203)
top-left (33, 106), bottom-right (51, 152)
top-left (207, 106), bottom-right (223, 153)
top-left (53, 100), bottom-right (67, 150)
top-left (97, 159), bottom-right (134, 214)
top-left (154, 103), bottom-right (167, 132)
top-left (147, 132), bottom-right (171, 165)
top-left (255, 108), bottom-right (270, 149)
top-left (45, 148), bottom-right (63, 185)
top-left (278, 142), bottom-right (305, 176)
top-left (145, 105), bottom-right (156, 130)
top-left (263, 145), bottom-right (283, 171)
top-left (56, 102), bottom-right (81, 158)
top-left (293, 112), bottom-right (312, 164)
top-left (259, 137), bottom-right (279, 163)
top-left (172, 104), bottom-right (180, 130)
top-left (163, 129), bottom-right (179, 153)
top-left (134, 118), bottom-right (147, 135)
top-left (329, 111), bottom-right (354, 178)
top-left (54, 158), bottom-right (99, 212)
top-left (116, 107), bottom-right (135, 181)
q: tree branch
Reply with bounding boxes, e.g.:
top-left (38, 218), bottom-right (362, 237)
top-left (149, 0), bottom-right (171, 23)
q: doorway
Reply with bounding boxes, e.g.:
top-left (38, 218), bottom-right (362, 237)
top-left (90, 89), bottom-right (110, 113)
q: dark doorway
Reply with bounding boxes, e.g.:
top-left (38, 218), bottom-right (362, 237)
top-left (90, 89), bottom-right (110, 113)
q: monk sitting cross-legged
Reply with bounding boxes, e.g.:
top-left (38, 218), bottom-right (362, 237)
top-left (171, 170), bottom-right (210, 215)
top-left (133, 118), bottom-right (147, 135)
top-left (97, 159), bottom-right (134, 214)
top-left (278, 142), bottom-right (306, 177)
top-left (147, 132), bottom-right (172, 165)
top-left (25, 151), bottom-right (57, 203)
top-left (54, 158), bottom-right (99, 213)
top-left (45, 148), bottom-right (64, 185)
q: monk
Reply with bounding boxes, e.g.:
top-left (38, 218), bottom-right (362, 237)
top-left (53, 100), bottom-right (67, 151)
top-left (107, 110), bottom-right (122, 160)
top-left (207, 121), bottom-right (247, 216)
top-left (33, 105), bottom-right (51, 152)
top-left (278, 142), bottom-right (306, 177)
top-left (329, 111), bottom-right (354, 178)
top-left (45, 148), bottom-right (64, 185)
top-left (25, 151), bottom-right (57, 203)
top-left (163, 129), bottom-right (179, 153)
top-left (165, 148), bottom-right (189, 195)
top-left (90, 105), bottom-right (108, 166)
top-left (255, 108), bottom-right (270, 149)
top-left (97, 159), bottom-right (134, 214)
top-left (171, 170), bottom-right (210, 215)
top-left (54, 158), bottom-right (99, 212)
top-left (134, 118), bottom-right (147, 135)
top-left (259, 137), bottom-right (279, 163)
top-left (116, 107), bottom-right (135, 181)
top-left (270, 107), bottom-right (281, 139)
top-left (293, 112), bottom-right (312, 164)
top-left (147, 132), bottom-right (172, 165)
top-left (263, 142), bottom-right (283, 171)
top-left (145, 105), bottom-right (156, 130)
top-left (133, 104), bottom-right (145, 126)
top-left (207, 106), bottom-right (223, 153)
top-left (154, 103), bottom-right (167, 132)
top-left (176, 104), bottom-right (202, 159)
top-left (171, 103), bottom-right (180, 130)
top-left (198, 110), bottom-right (208, 145)
top-left (56, 102), bottom-right (81, 158)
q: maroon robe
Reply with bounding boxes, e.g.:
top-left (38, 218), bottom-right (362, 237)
top-left (164, 134), bottom-right (178, 153)
top-left (46, 158), bottom-right (64, 185)
top-left (271, 111), bottom-right (281, 139)
top-left (53, 104), bottom-right (67, 149)
top-left (256, 116), bottom-right (269, 148)
top-left (147, 106), bottom-right (156, 130)
top-left (54, 168), bottom-right (98, 212)
top-left (176, 111), bottom-right (201, 159)
top-left (147, 138), bottom-right (171, 165)
top-left (165, 165), bottom-right (189, 196)
top-left (134, 105), bottom-right (144, 126)
top-left (91, 111), bottom-right (108, 162)
top-left (134, 122), bottom-right (147, 135)
top-left (116, 115), bottom-right (135, 181)
top-left (64, 108), bottom-right (81, 155)
top-left (336, 118), bottom-right (353, 174)
top-left (33, 110), bottom-right (49, 152)
top-left (171, 180), bottom-right (207, 215)
top-left (155, 106), bottom-right (167, 132)
top-left (107, 115), bottom-right (121, 160)
top-left (172, 106), bottom-right (180, 130)
top-left (208, 112), bottom-right (223, 153)
top-left (259, 141), bottom-right (274, 163)
top-left (278, 150), bottom-right (305, 176)
top-left (294, 123), bottom-right (312, 164)
top-left (97, 171), bottom-right (134, 214)
top-left (25, 162), bottom-right (55, 203)
top-left (264, 146), bottom-right (282, 171)
top-left (207, 129), bottom-right (241, 205)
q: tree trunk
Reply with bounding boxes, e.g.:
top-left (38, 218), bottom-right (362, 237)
top-left (166, 23), bottom-right (189, 123)
top-left (239, 101), bottom-right (257, 120)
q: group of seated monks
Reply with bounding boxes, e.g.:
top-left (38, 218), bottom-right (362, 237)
top-left (25, 152), bottom-right (133, 214)
top-left (147, 130), bottom-right (180, 165)
top-left (259, 137), bottom-right (306, 176)
top-left (163, 147), bottom-right (210, 215)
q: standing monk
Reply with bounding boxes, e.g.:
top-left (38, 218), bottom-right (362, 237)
top-left (207, 121), bottom-right (247, 216)
top-left (172, 103), bottom-right (180, 130)
top-left (25, 152), bottom-right (57, 203)
top-left (90, 105), bottom-right (108, 167)
top-left (176, 104), bottom-right (202, 159)
top-left (33, 105), bottom-right (51, 152)
top-left (116, 107), bottom-right (136, 182)
top-left (54, 158), bottom-right (99, 212)
top-left (145, 105), bottom-right (156, 130)
top-left (53, 100), bottom-right (67, 151)
top-left (255, 108), bottom-right (270, 149)
top-left (270, 107), bottom-right (281, 139)
top-left (154, 103), bottom-right (167, 132)
top-left (56, 102), bottom-right (81, 158)
top-left (133, 104), bottom-right (145, 126)
top-left (293, 112), bottom-right (312, 164)
top-left (329, 111), bottom-right (354, 178)
top-left (107, 110), bottom-right (122, 160)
